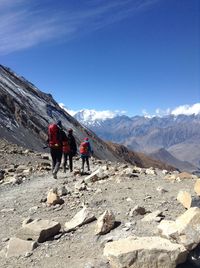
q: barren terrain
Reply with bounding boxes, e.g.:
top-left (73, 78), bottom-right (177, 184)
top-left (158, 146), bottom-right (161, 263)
top-left (0, 140), bottom-right (198, 268)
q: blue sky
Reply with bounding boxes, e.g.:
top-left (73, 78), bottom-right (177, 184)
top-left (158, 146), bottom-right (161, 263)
top-left (1, 0), bottom-right (199, 117)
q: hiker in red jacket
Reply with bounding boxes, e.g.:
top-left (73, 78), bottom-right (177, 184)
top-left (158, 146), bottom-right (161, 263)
top-left (79, 137), bottom-right (93, 174)
top-left (47, 120), bottom-right (64, 179)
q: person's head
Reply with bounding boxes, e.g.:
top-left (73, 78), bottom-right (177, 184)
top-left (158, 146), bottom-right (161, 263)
top-left (84, 137), bottom-right (89, 141)
top-left (68, 128), bottom-right (73, 134)
top-left (57, 120), bottom-right (62, 129)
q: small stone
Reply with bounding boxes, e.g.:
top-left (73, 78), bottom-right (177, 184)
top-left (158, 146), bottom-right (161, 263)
top-left (177, 191), bottom-right (191, 209)
top-left (194, 179), bottom-right (200, 196)
top-left (6, 237), bottom-right (37, 257)
top-left (129, 205), bottom-right (146, 216)
top-left (2, 238), bottom-right (9, 242)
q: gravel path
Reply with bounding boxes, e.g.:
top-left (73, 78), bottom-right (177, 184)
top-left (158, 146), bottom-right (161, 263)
top-left (0, 159), bottom-right (198, 267)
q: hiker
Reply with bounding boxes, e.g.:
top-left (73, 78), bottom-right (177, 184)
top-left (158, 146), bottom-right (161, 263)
top-left (62, 130), bottom-right (70, 172)
top-left (79, 137), bottom-right (93, 173)
top-left (63, 128), bottom-right (77, 172)
top-left (47, 120), bottom-right (63, 179)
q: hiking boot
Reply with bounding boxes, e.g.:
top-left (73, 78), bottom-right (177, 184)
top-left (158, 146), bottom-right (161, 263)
top-left (53, 173), bottom-right (57, 179)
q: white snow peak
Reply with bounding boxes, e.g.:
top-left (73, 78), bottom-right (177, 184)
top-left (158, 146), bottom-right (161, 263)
top-left (58, 104), bottom-right (127, 126)
top-left (74, 109), bottom-right (127, 126)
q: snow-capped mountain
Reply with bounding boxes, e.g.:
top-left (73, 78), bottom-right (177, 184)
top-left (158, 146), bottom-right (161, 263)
top-left (73, 109), bottom-right (119, 126)
top-left (73, 109), bottom-right (200, 171)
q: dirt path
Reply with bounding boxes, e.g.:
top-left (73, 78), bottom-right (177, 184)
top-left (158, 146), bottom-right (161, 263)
top-left (0, 164), bottom-right (197, 268)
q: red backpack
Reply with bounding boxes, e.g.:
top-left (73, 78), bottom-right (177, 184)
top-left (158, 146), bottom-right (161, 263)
top-left (63, 139), bottom-right (71, 153)
top-left (48, 124), bottom-right (61, 148)
top-left (79, 142), bottom-right (89, 154)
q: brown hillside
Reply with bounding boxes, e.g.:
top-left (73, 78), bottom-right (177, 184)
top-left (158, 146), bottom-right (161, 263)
top-left (107, 142), bottom-right (177, 171)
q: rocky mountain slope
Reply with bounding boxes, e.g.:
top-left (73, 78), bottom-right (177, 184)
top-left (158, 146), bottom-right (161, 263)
top-left (74, 111), bottom-right (200, 172)
top-left (0, 64), bottom-right (176, 171)
top-left (0, 65), bottom-right (123, 162)
top-left (0, 139), bottom-right (199, 268)
top-left (107, 142), bottom-right (176, 172)
top-left (149, 148), bottom-right (197, 173)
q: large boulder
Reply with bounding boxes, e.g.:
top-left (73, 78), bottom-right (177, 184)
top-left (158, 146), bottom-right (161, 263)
top-left (158, 207), bottom-right (200, 250)
top-left (104, 237), bottom-right (188, 268)
top-left (16, 219), bottom-right (61, 243)
top-left (104, 236), bottom-right (187, 268)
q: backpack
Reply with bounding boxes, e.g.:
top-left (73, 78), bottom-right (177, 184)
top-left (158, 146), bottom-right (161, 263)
top-left (48, 124), bottom-right (61, 148)
top-left (63, 139), bottom-right (71, 153)
top-left (79, 141), bottom-right (89, 154)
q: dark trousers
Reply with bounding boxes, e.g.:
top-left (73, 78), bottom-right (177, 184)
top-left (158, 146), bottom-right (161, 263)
top-left (50, 148), bottom-right (62, 174)
top-left (81, 156), bottom-right (90, 171)
top-left (63, 153), bottom-right (73, 172)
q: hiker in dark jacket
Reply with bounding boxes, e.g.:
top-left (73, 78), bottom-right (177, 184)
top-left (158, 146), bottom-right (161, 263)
top-left (79, 137), bottom-right (93, 173)
top-left (61, 129), bottom-right (70, 172)
top-left (63, 128), bottom-right (77, 172)
top-left (47, 120), bottom-right (63, 179)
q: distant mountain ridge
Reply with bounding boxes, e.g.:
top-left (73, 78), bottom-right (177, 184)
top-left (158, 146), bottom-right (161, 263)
top-left (149, 148), bottom-right (197, 173)
top-left (74, 110), bottom-right (200, 172)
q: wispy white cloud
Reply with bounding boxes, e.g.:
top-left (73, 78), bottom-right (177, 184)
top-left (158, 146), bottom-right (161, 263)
top-left (61, 103), bottom-right (200, 119)
top-left (0, 0), bottom-right (160, 54)
top-left (0, 0), bottom-right (24, 9)
top-left (143, 103), bottom-right (200, 117)
top-left (171, 103), bottom-right (200, 116)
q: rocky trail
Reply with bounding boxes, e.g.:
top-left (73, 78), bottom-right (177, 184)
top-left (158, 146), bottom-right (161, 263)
top-left (0, 140), bottom-right (200, 267)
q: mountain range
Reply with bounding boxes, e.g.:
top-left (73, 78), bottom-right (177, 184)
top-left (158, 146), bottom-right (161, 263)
top-left (0, 64), bottom-right (176, 171)
top-left (73, 110), bottom-right (200, 172)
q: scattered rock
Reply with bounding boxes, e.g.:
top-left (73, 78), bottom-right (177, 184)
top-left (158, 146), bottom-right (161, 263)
top-left (156, 186), bottom-right (168, 194)
top-left (58, 186), bottom-right (69, 196)
top-left (65, 206), bottom-right (96, 232)
top-left (145, 167), bottom-right (157, 175)
top-left (129, 205), bottom-right (146, 217)
top-left (158, 207), bottom-right (200, 250)
top-left (194, 179), bottom-right (200, 196)
top-left (47, 188), bottom-right (64, 206)
top-left (141, 210), bottom-right (164, 222)
top-left (95, 210), bottom-right (115, 235)
top-left (177, 190), bottom-right (191, 209)
top-left (16, 219), bottom-right (61, 243)
top-left (6, 237), bottom-right (37, 257)
top-left (75, 180), bottom-right (87, 191)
